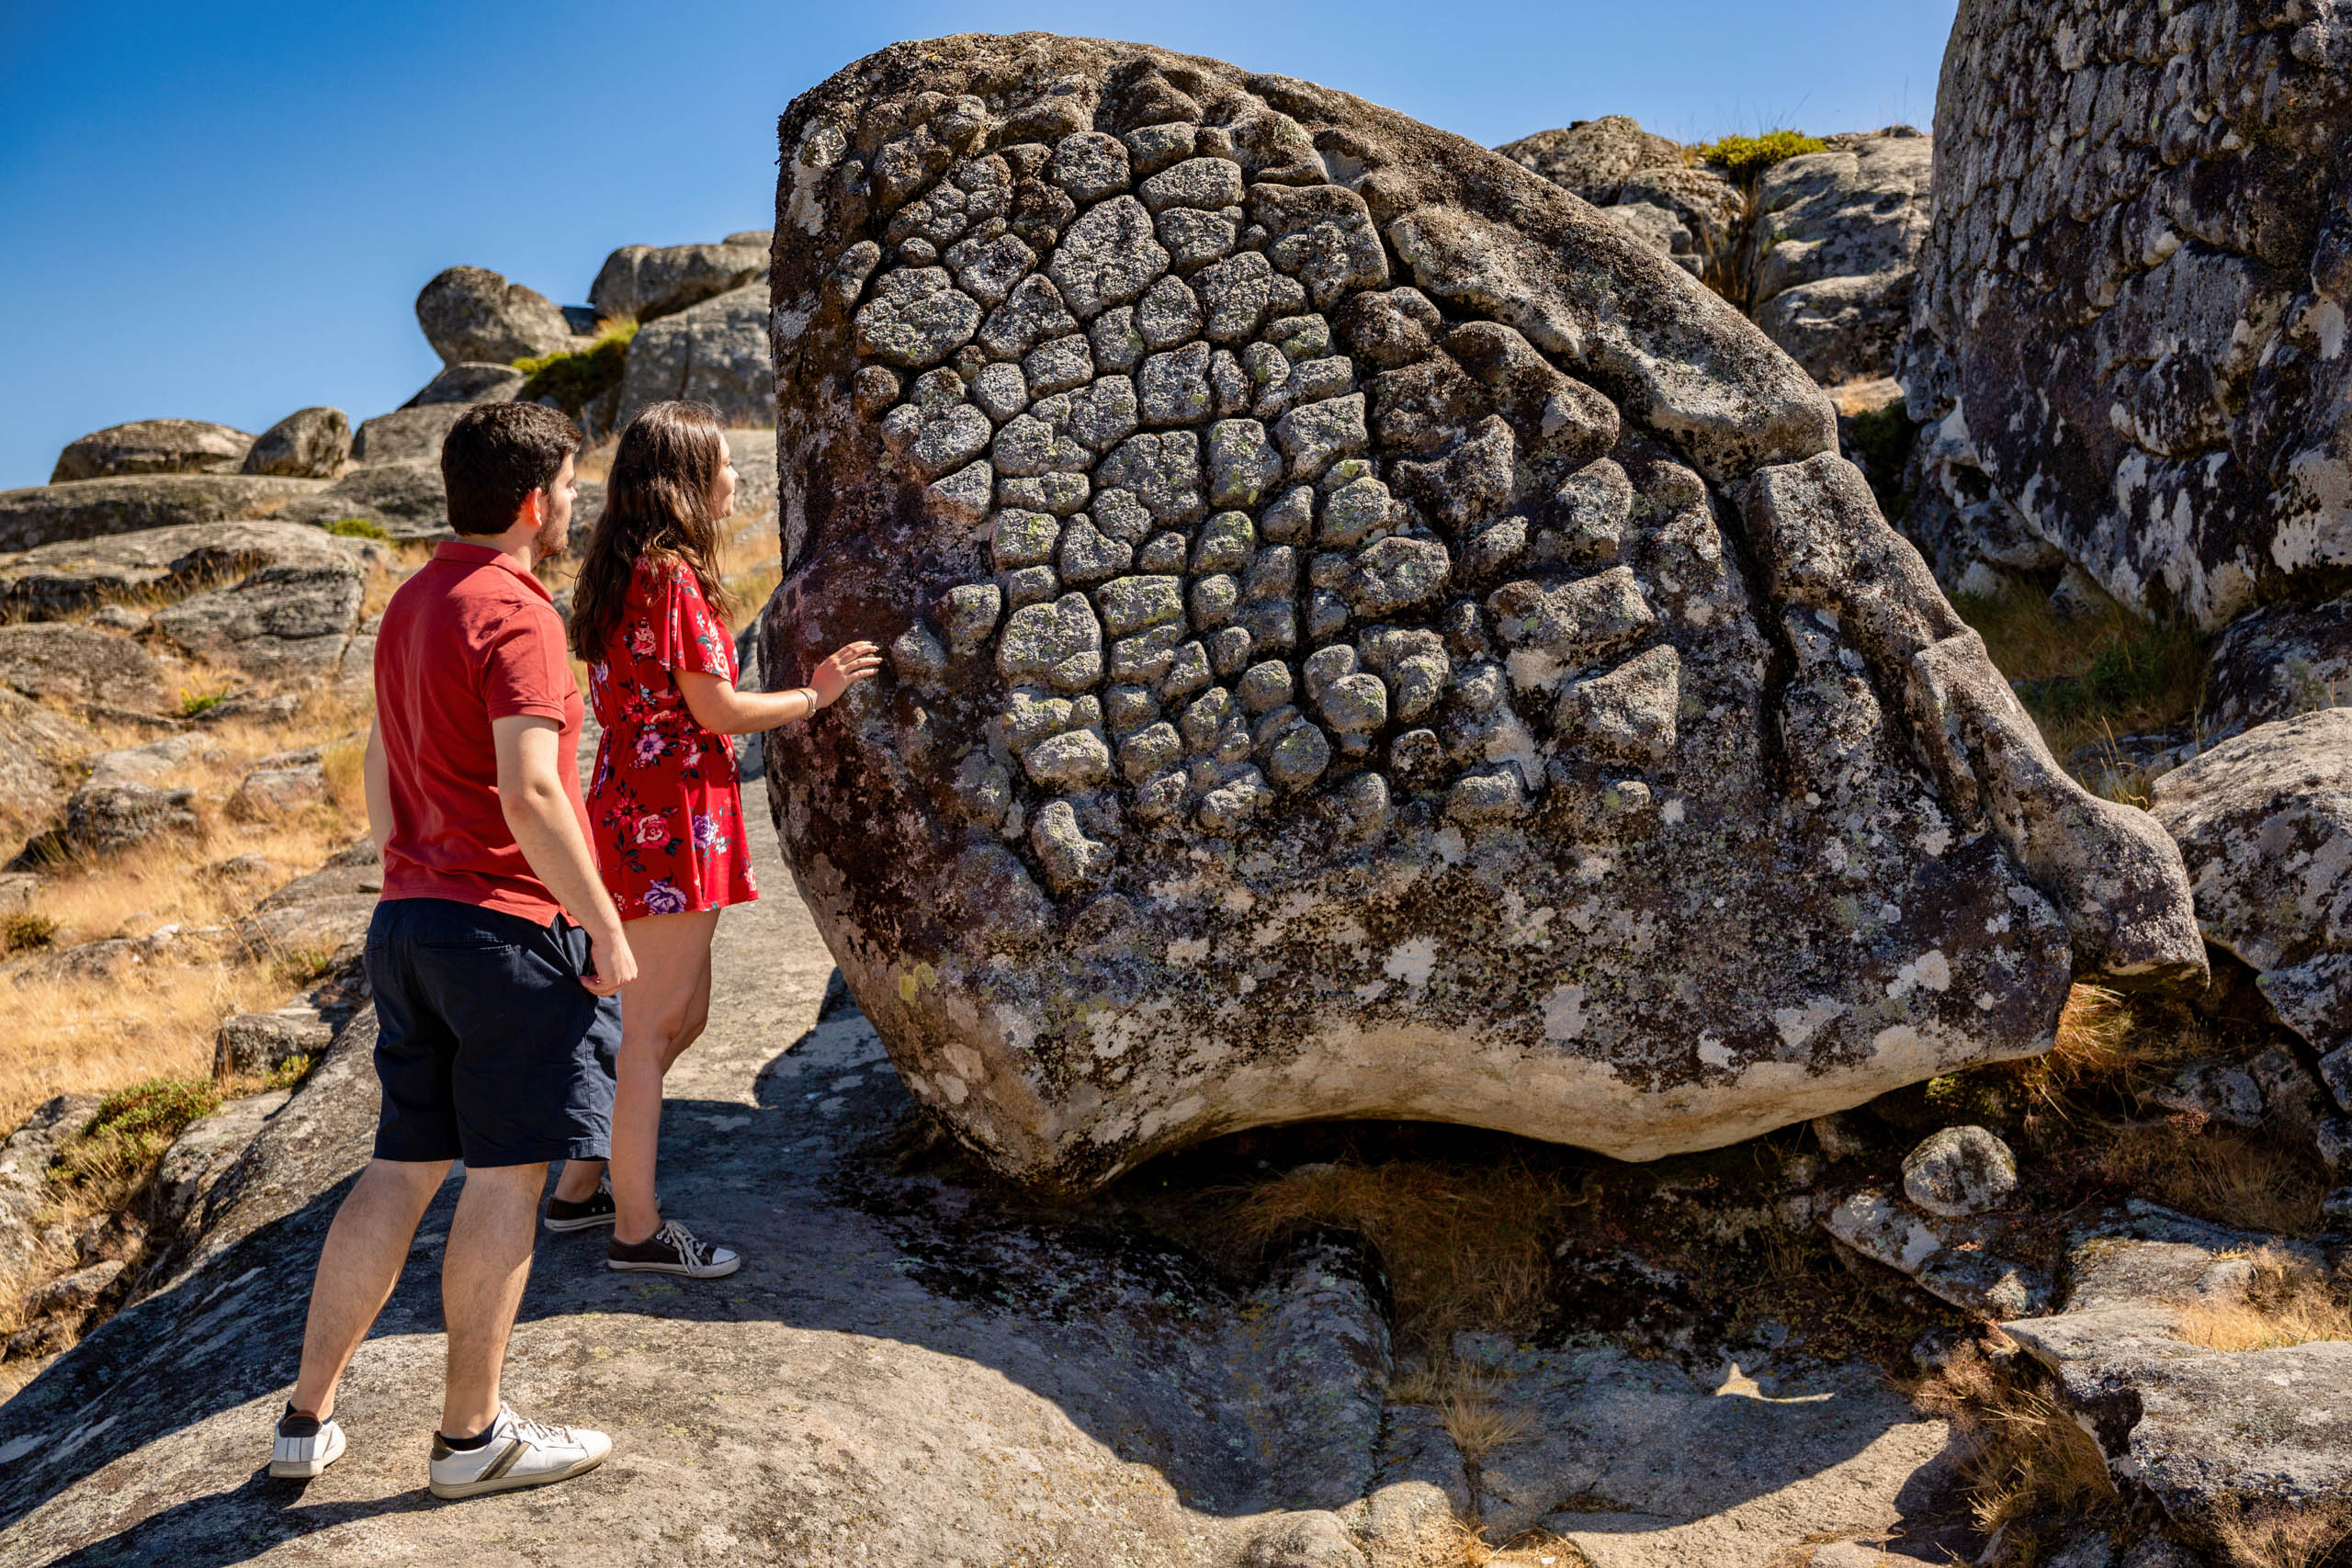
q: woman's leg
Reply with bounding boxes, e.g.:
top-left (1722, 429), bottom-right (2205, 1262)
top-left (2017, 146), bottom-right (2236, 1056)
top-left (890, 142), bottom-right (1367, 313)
top-left (607, 909), bottom-right (721, 1245)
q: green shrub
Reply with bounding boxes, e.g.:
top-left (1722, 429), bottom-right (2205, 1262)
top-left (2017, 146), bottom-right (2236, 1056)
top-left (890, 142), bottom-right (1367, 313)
top-left (324, 516), bottom-right (390, 541)
top-left (177, 688), bottom-right (228, 718)
top-left (0, 910), bottom-right (55, 953)
top-left (514, 318), bottom-right (639, 416)
top-left (1699, 130), bottom-right (1828, 181)
top-left (53, 1076), bottom-right (223, 1195)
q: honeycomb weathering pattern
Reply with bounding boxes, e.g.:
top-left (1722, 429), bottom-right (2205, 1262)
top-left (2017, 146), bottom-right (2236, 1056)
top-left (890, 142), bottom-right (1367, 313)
top-left (762, 35), bottom-right (2205, 1194)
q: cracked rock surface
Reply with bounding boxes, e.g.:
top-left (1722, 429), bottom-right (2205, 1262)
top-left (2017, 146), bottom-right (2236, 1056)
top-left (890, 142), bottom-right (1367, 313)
top-left (760, 33), bottom-right (2204, 1196)
top-left (1901, 0), bottom-right (2352, 626)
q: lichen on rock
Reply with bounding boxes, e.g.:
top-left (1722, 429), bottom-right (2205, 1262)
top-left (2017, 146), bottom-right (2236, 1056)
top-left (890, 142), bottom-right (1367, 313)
top-left (761, 34), bottom-right (2204, 1194)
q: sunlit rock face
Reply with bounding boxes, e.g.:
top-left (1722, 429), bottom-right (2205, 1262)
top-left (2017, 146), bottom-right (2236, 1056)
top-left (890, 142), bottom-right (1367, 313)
top-left (761, 34), bottom-right (2204, 1195)
top-left (1902, 0), bottom-right (2352, 627)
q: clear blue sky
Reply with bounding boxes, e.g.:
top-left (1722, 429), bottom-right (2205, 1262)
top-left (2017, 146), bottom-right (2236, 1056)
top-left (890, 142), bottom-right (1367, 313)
top-left (0, 1), bottom-right (1956, 489)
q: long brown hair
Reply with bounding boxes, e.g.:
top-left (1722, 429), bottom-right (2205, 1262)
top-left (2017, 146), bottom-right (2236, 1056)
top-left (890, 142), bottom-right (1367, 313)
top-left (569, 400), bottom-right (734, 657)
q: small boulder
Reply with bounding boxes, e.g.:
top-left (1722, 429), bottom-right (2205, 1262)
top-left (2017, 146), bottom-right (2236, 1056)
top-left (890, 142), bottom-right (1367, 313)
top-left (51, 420), bottom-right (253, 483)
top-left (213, 1010), bottom-right (334, 1080)
top-left (351, 403), bottom-right (470, 466)
top-left (22, 1258), bottom-right (125, 1318)
top-left (1901, 1125), bottom-right (2018, 1216)
top-left (238, 407), bottom-right (350, 479)
top-left (614, 284), bottom-right (773, 429)
top-left (413, 265), bottom-right (579, 367)
top-left (229, 759), bottom-right (327, 818)
top-left (589, 239), bottom-right (767, 323)
top-left (51, 780), bottom-right (200, 859)
top-left (235, 838), bottom-right (381, 962)
top-left (401, 362), bottom-right (525, 409)
top-left (0, 623), bottom-right (165, 710)
top-left (0, 474), bottom-right (327, 553)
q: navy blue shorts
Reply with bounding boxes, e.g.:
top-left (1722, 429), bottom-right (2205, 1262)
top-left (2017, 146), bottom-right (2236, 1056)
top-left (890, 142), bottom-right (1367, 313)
top-left (365, 898), bottom-right (620, 1168)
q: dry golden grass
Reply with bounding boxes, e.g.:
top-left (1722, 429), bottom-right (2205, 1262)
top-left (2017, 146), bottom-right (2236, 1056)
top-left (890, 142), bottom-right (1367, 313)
top-left (1212, 1157), bottom-right (1568, 1353)
top-left (2209, 1498), bottom-right (2352, 1568)
top-left (2100, 1122), bottom-right (2330, 1238)
top-left (2171, 1248), bottom-right (2352, 1352)
top-left (1912, 1339), bottom-right (2120, 1545)
top-left (1458, 1528), bottom-right (1593, 1567)
top-left (1998, 983), bottom-right (2208, 1122)
top-left (0, 687), bottom-right (370, 1132)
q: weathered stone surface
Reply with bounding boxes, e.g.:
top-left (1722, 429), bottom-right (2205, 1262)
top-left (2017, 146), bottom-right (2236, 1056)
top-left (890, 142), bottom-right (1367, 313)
top-left (2001, 1208), bottom-right (2352, 1546)
top-left (1901, 0), bottom-right (2352, 625)
top-left (0, 691), bottom-right (97, 858)
top-left (0, 623), bottom-right (164, 711)
top-left (0, 1095), bottom-right (96, 1291)
top-left (1900, 1124), bottom-right (2017, 1216)
top-left (151, 562), bottom-right (365, 681)
top-left (50, 419), bottom-right (253, 483)
top-left (212, 1010), bottom-right (333, 1079)
top-left (0, 519), bottom-right (384, 621)
top-left (351, 402), bottom-right (469, 466)
top-left (1820, 1185), bottom-right (2052, 1319)
top-left (272, 462), bottom-right (447, 541)
top-left (238, 406), bottom-right (350, 478)
top-left (2203, 590), bottom-right (2352, 739)
top-left (401, 362), bottom-right (524, 409)
top-left (2148, 709), bottom-right (2352, 1063)
top-left (616, 283), bottom-right (775, 429)
top-left (233, 838), bottom-right (381, 962)
top-left (0, 474), bottom-right (327, 554)
top-left (1747, 130), bottom-right (1932, 386)
top-left (413, 265), bottom-right (579, 367)
top-left (763, 35), bottom-right (2201, 1194)
top-left (1459, 1333), bottom-right (1960, 1557)
top-left (590, 238), bottom-right (768, 323)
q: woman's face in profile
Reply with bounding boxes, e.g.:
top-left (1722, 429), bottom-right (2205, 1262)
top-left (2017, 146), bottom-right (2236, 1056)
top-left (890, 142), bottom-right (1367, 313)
top-left (712, 434), bottom-right (738, 521)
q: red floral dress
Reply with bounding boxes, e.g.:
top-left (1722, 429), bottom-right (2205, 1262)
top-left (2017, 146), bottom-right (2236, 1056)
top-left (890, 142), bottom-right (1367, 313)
top-left (585, 556), bottom-right (759, 919)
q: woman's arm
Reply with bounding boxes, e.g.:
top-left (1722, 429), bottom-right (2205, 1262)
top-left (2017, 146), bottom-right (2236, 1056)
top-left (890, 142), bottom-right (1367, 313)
top-left (674, 639), bottom-right (884, 735)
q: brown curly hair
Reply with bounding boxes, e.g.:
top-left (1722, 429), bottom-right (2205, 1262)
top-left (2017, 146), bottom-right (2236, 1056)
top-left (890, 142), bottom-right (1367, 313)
top-left (568, 400), bottom-right (735, 659)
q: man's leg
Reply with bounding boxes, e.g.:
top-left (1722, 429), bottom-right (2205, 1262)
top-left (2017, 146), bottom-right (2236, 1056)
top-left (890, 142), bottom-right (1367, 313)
top-left (439, 1160), bottom-right (547, 1439)
top-left (551, 1156), bottom-right (603, 1203)
top-left (290, 1157), bottom-right (451, 1419)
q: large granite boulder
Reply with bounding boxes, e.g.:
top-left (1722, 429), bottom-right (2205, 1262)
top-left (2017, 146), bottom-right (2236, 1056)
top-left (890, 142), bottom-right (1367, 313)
top-left (272, 462), bottom-right (448, 541)
top-left (588, 238), bottom-right (769, 322)
top-left (2203, 590), bottom-right (2352, 739)
top-left (49, 419), bottom-right (253, 483)
top-left (1498, 118), bottom-right (1744, 296)
top-left (152, 561), bottom-right (368, 682)
top-left (1746, 130), bottom-right (1932, 387)
top-left (0, 474), bottom-right (325, 553)
top-left (2149, 709), bottom-right (2352, 1076)
top-left (350, 402), bottom-right (469, 465)
top-left (0, 519), bottom-right (385, 621)
top-left (413, 265), bottom-right (580, 367)
top-left (401, 360), bottom-right (526, 408)
top-left (615, 282), bottom-right (775, 428)
top-left (238, 406), bottom-right (349, 478)
top-left (1902, 0), bottom-right (2352, 626)
top-left (761, 35), bottom-right (2204, 1195)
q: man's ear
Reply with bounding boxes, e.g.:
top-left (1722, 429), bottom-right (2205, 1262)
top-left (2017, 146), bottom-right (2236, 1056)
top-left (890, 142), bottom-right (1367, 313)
top-left (516, 484), bottom-right (545, 532)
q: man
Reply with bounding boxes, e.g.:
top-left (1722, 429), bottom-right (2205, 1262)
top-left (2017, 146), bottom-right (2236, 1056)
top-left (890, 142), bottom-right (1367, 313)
top-left (269, 401), bottom-right (636, 1499)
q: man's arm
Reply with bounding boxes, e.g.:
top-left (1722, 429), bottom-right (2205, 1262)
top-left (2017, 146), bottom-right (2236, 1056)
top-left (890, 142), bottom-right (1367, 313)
top-left (492, 715), bottom-right (636, 996)
top-left (361, 718), bottom-right (392, 860)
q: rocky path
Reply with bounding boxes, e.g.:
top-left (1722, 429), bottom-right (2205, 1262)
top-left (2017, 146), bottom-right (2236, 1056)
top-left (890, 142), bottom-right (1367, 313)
top-left (0, 803), bottom-right (1964, 1566)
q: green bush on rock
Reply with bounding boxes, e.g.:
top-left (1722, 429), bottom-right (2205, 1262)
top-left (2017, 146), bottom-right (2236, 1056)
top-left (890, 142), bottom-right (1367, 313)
top-left (514, 319), bottom-right (638, 416)
top-left (1699, 130), bottom-right (1827, 181)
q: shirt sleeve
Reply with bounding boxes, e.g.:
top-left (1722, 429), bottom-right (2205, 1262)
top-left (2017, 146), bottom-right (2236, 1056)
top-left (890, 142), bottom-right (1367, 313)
top-left (481, 601), bottom-right (575, 722)
top-left (651, 562), bottom-right (737, 681)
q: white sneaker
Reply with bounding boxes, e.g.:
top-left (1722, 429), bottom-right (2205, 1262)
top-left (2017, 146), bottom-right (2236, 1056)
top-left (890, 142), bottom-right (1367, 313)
top-left (269, 1405), bottom-right (345, 1479)
top-left (427, 1404), bottom-right (610, 1499)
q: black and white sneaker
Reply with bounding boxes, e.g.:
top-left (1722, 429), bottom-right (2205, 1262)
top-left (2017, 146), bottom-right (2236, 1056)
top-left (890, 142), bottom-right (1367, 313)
top-left (427, 1404), bottom-right (610, 1499)
top-left (544, 1174), bottom-right (616, 1234)
top-left (269, 1404), bottom-right (345, 1479)
top-left (605, 1219), bottom-right (740, 1279)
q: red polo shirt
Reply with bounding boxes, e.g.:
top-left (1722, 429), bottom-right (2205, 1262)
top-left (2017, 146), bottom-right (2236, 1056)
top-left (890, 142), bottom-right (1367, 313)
top-left (375, 541), bottom-right (591, 922)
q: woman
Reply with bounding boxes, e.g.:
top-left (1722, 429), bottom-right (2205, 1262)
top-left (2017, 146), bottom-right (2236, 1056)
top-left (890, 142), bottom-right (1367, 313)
top-left (543, 400), bottom-right (879, 1277)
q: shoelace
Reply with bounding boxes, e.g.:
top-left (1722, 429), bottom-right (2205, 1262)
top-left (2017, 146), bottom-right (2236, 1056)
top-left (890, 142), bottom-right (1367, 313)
top-left (501, 1406), bottom-right (571, 1447)
top-left (656, 1219), bottom-right (709, 1263)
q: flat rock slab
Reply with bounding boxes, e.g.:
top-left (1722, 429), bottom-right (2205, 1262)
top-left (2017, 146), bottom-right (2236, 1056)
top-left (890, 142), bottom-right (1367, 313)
top-left (0, 520), bottom-right (385, 620)
top-left (1457, 1335), bottom-right (1958, 1558)
top-left (0, 475), bottom-right (327, 553)
top-left (760, 33), bottom-right (2199, 1195)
